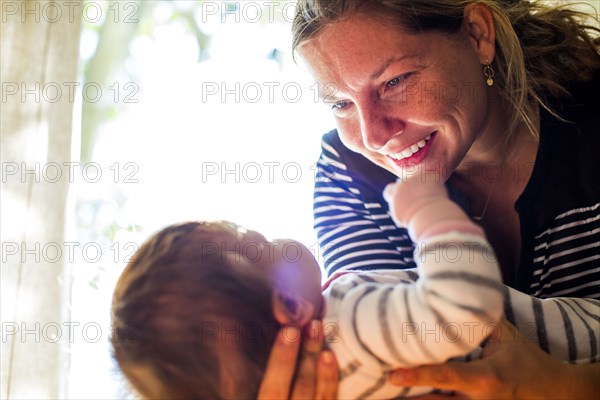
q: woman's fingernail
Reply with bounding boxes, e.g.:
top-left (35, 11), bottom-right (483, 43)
top-left (281, 325), bottom-right (300, 345)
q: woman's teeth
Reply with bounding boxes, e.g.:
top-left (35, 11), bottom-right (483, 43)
top-left (390, 134), bottom-right (432, 160)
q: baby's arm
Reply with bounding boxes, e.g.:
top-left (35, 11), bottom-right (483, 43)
top-left (344, 174), bottom-right (504, 367)
top-left (383, 174), bottom-right (599, 364)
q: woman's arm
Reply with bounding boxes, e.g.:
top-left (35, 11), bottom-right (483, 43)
top-left (388, 319), bottom-right (600, 399)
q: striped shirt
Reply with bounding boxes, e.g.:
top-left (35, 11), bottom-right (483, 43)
top-left (323, 233), bottom-right (600, 399)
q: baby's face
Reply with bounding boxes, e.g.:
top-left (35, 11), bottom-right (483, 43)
top-left (215, 222), bottom-right (324, 320)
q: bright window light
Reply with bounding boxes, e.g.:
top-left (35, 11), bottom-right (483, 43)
top-left (68, 1), bottom-right (334, 398)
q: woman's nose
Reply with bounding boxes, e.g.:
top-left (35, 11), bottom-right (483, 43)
top-left (359, 104), bottom-right (405, 152)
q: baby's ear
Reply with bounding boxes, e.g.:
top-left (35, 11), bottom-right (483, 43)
top-left (272, 290), bottom-right (314, 327)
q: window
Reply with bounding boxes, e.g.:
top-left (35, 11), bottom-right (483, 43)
top-left (69, 1), bottom-right (333, 397)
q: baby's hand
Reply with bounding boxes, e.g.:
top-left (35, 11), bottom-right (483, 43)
top-left (383, 168), bottom-right (447, 228)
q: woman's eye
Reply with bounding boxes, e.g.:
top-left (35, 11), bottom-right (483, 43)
top-left (331, 100), bottom-right (349, 110)
top-left (387, 77), bottom-right (401, 88)
top-left (386, 73), bottom-right (412, 89)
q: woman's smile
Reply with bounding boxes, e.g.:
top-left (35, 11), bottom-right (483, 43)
top-left (385, 131), bottom-right (436, 168)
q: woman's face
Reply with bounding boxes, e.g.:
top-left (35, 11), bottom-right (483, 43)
top-left (299, 13), bottom-right (495, 179)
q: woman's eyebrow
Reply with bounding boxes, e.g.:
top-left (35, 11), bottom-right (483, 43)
top-left (370, 54), bottom-right (420, 81)
top-left (317, 84), bottom-right (344, 102)
top-left (317, 54), bottom-right (421, 101)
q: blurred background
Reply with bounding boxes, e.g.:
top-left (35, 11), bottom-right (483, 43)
top-left (2, 1), bottom-right (333, 398)
top-left (1, 0), bottom-right (598, 398)
top-left (74, 2), bottom-right (336, 397)
top-left (71, 1), bottom-right (335, 398)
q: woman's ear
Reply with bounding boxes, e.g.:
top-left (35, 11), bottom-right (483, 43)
top-left (463, 3), bottom-right (496, 64)
top-left (272, 290), bottom-right (315, 327)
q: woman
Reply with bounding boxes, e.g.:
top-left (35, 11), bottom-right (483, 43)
top-left (259, 0), bottom-right (600, 397)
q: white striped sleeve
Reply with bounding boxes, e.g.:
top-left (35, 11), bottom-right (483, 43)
top-left (337, 232), bottom-right (504, 368)
top-left (504, 287), bottom-right (600, 363)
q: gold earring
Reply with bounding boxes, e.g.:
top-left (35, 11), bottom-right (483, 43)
top-left (483, 59), bottom-right (495, 87)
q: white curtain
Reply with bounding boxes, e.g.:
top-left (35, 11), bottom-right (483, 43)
top-left (1, 1), bottom-right (82, 398)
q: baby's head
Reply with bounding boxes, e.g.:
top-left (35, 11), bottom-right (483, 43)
top-left (111, 221), bottom-right (323, 399)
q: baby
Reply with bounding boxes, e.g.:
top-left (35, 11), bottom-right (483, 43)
top-left (111, 172), bottom-right (599, 399)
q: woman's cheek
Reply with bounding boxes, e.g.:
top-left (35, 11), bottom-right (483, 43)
top-left (336, 119), bottom-right (366, 154)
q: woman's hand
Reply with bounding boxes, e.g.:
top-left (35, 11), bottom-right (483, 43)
top-left (388, 319), bottom-right (600, 399)
top-left (258, 321), bottom-right (338, 399)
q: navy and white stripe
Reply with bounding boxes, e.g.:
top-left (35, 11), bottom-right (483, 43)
top-left (314, 139), bottom-right (416, 275)
top-left (314, 127), bottom-right (600, 300)
top-left (530, 203), bottom-right (600, 298)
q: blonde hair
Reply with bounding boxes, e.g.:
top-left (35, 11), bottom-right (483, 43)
top-left (292, 0), bottom-right (600, 141)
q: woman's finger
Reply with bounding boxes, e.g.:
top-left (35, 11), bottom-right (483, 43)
top-left (291, 320), bottom-right (324, 399)
top-left (315, 350), bottom-right (339, 399)
top-left (480, 319), bottom-right (520, 357)
top-left (257, 325), bottom-right (302, 400)
top-left (412, 394), bottom-right (468, 400)
top-left (389, 320), bottom-right (525, 398)
top-left (389, 362), bottom-right (489, 394)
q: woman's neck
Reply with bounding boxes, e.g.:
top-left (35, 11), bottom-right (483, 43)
top-left (456, 100), bottom-right (540, 182)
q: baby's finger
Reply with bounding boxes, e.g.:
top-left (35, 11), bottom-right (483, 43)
top-left (291, 320), bottom-right (324, 399)
top-left (257, 325), bottom-right (301, 400)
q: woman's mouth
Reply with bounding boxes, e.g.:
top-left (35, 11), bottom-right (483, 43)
top-left (387, 131), bottom-right (437, 167)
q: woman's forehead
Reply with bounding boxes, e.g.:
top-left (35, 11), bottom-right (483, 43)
top-left (298, 18), bottom-right (432, 92)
